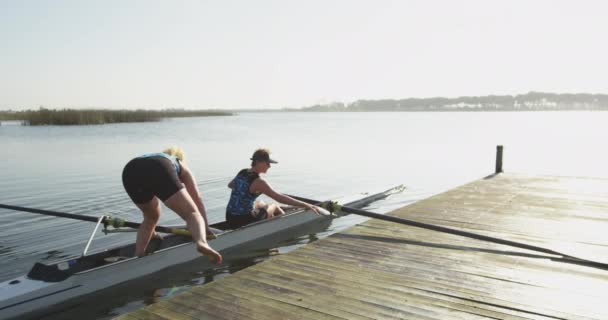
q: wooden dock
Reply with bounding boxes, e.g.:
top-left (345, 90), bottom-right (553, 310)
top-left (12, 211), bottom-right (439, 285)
top-left (116, 173), bottom-right (608, 320)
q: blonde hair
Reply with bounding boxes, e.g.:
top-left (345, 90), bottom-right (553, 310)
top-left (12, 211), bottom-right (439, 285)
top-left (163, 146), bottom-right (185, 161)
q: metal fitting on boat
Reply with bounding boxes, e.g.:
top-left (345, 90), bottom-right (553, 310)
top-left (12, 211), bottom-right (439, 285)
top-left (322, 201), bottom-right (342, 213)
top-left (104, 216), bottom-right (126, 228)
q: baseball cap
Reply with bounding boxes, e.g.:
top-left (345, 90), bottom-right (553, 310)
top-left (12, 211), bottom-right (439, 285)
top-left (250, 149), bottom-right (278, 164)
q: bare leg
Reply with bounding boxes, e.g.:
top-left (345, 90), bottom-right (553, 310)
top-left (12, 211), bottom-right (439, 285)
top-left (266, 203), bottom-right (285, 218)
top-left (135, 197), bottom-right (161, 257)
top-left (254, 200), bottom-right (267, 209)
top-left (164, 189), bottom-right (222, 264)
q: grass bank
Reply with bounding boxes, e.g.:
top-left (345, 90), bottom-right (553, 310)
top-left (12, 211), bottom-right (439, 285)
top-left (0, 108), bottom-right (233, 125)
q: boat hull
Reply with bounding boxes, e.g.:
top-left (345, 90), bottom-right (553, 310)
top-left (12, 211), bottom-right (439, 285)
top-left (0, 186), bottom-right (402, 320)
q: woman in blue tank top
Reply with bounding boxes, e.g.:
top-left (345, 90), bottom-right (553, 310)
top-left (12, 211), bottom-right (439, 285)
top-left (122, 147), bottom-right (222, 263)
top-left (226, 148), bottom-right (321, 229)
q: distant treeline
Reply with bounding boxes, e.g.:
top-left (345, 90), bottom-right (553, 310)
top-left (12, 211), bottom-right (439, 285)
top-left (291, 92), bottom-right (608, 112)
top-left (0, 108), bottom-right (233, 125)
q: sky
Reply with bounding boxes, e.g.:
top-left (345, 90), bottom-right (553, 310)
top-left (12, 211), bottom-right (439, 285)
top-left (1, 0), bottom-right (607, 110)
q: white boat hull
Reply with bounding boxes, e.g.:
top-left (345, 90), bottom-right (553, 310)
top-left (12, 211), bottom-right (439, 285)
top-left (0, 186), bottom-right (402, 319)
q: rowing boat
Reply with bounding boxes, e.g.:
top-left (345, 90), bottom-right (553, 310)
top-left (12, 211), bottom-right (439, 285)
top-left (0, 186), bottom-right (403, 320)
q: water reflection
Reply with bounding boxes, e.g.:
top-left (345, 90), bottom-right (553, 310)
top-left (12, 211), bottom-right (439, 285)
top-left (0, 246), bottom-right (12, 255)
top-left (42, 250), bottom-right (71, 261)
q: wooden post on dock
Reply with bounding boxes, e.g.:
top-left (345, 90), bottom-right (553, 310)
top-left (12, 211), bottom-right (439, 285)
top-left (495, 145), bottom-right (503, 173)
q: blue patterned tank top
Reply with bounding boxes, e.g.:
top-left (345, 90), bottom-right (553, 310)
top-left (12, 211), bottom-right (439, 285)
top-left (226, 169), bottom-right (261, 216)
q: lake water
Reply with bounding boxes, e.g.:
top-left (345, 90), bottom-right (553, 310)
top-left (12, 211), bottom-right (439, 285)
top-left (1, 111), bottom-right (607, 319)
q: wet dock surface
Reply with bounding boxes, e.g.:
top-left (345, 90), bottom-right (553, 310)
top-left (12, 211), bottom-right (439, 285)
top-left (116, 173), bottom-right (608, 319)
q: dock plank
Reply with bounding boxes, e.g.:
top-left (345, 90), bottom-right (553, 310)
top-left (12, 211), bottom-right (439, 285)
top-left (115, 173), bottom-right (608, 320)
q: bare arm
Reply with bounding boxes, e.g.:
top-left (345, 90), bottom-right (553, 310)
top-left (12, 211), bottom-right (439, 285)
top-left (251, 179), bottom-right (321, 214)
top-left (179, 163), bottom-right (211, 227)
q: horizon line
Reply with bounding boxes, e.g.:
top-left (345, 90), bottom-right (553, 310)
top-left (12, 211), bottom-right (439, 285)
top-left (2, 90), bottom-right (608, 111)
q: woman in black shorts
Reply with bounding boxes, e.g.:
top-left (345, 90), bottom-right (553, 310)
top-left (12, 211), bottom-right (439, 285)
top-left (122, 147), bottom-right (221, 263)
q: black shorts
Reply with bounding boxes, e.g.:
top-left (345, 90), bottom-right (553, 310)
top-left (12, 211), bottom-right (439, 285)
top-left (122, 156), bottom-right (183, 204)
top-left (226, 208), bottom-right (268, 229)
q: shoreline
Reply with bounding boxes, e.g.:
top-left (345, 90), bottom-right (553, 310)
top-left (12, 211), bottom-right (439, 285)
top-left (0, 109), bottom-right (234, 126)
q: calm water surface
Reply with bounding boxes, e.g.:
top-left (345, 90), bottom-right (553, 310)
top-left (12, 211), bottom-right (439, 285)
top-left (1, 111), bottom-right (607, 319)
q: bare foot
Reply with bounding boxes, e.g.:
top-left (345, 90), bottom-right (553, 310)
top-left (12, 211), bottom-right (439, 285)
top-left (196, 242), bottom-right (222, 264)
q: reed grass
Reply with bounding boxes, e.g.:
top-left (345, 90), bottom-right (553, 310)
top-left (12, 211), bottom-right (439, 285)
top-left (0, 108), bottom-right (232, 125)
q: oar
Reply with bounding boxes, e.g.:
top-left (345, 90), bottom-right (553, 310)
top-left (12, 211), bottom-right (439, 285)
top-left (289, 195), bottom-right (608, 267)
top-left (0, 203), bottom-right (192, 236)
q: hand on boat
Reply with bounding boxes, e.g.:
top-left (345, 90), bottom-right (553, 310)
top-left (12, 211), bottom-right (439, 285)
top-left (206, 229), bottom-right (217, 240)
top-left (308, 205), bottom-right (322, 215)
